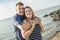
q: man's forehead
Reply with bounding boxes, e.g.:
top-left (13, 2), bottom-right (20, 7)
top-left (17, 5), bottom-right (24, 8)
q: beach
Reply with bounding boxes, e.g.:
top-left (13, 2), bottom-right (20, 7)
top-left (0, 5), bottom-right (60, 40)
top-left (50, 32), bottom-right (60, 40)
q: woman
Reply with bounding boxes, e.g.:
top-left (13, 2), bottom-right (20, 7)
top-left (17, 6), bottom-right (44, 40)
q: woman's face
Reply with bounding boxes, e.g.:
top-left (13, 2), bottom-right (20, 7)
top-left (25, 8), bottom-right (33, 19)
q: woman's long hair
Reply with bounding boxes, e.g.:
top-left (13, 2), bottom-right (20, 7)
top-left (25, 6), bottom-right (35, 19)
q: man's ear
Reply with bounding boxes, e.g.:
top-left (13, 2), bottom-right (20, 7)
top-left (16, 8), bottom-right (17, 12)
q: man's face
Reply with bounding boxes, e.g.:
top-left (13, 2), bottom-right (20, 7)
top-left (16, 5), bottom-right (24, 16)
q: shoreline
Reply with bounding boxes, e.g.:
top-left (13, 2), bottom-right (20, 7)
top-left (42, 21), bottom-right (60, 40)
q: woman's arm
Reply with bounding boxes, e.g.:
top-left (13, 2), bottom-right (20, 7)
top-left (17, 24), bottom-right (26, 31)
top-left (21, 21), bottom-right (35, 39)
top-left (17, 20), bottom-right (35, 39)
top-left (17, 20), bottom-right (31, 31)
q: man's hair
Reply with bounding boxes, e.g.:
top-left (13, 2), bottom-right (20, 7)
top-left (16, 2), bottom-right (24, 6)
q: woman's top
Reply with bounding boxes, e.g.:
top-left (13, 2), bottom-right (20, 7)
top-left (29, 24), bottom-right (42, 40)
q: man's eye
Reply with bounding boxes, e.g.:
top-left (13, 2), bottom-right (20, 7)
top-left (22, 8), bottom-right (24, 9)
top-left (19, 8), bottom-right (21, 10)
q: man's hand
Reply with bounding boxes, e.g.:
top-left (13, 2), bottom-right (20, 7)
top-left (34, 17), bottom-right (41, 24)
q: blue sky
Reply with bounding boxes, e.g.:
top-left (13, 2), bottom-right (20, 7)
top-left (0, 0), bottom-right (60, 20)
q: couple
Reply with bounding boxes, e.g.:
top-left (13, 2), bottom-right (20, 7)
top-left (13, 2), bottom-right (44, 40)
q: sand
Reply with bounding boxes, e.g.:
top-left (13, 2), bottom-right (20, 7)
top-left (50, 32), bottom-right (60, 40)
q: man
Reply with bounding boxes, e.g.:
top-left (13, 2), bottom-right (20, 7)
top-left (13, 2), bottom-right (25, 40)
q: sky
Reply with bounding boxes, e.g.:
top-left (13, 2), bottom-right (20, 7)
top-left (0, 0), bottom-right (60, 20)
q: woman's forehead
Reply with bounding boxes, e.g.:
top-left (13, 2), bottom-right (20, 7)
top-left (25, 8), bottom-right (31, 10)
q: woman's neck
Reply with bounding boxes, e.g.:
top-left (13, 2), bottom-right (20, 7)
top-left (27, 18), bottom-right (32, 20)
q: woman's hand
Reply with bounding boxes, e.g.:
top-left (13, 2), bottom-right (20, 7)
top-left (30, 20), bottom-right (36, 27)
top-left (21, 20), bottom-right (36, 39)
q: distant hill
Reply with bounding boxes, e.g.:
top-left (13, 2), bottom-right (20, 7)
top-left (34, 5), bottom-right (60, 18)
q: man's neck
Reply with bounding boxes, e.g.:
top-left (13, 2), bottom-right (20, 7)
top-left (17, 14), bottom-right (23, 16)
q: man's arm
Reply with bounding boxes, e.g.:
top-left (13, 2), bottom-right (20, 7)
top-left (39, 22), bottom-right (44, 32)
top-left (36, 18), bottom-right (44, 32)
top-left (34, 17), bottom-right (44, 32)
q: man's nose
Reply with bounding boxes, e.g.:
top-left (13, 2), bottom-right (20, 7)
top-left (21, 9), bottom-right (24, 12)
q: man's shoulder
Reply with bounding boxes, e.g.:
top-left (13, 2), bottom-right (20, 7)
top-left (13, 14), bottom-right (18, 18)
top-left (34, 16), bottom-right (41, 21)
top-left (13, 14), bottom-right (20, 20)
top-left (34, 16), bottom-right (39, 19)
top-left (13, 14), bottom-right (19, 22)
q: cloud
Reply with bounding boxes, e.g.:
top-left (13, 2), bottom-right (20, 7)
top-left (28, 0), bottom-right (60, 11)
top-left (0, 1), bottom-right (16, 20)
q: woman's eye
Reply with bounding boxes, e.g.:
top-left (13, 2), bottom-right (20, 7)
top-left (29, 10), bottom-right (30, 12)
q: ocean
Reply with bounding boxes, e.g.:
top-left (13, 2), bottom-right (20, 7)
top-left (0, 5), bottom-right (60, 40)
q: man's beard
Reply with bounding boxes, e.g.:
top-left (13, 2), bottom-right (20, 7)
top-left (19, 13), bottom-right (24, 16)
